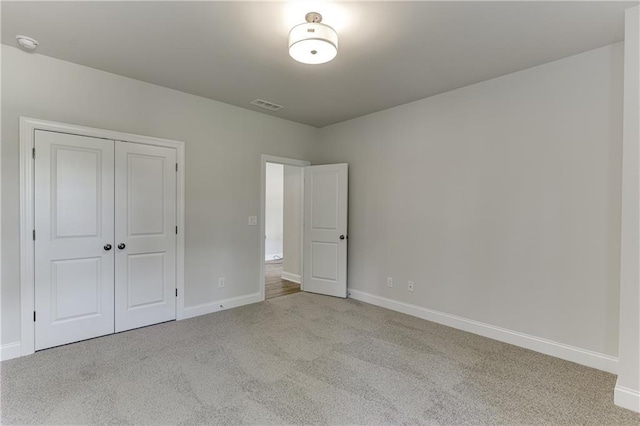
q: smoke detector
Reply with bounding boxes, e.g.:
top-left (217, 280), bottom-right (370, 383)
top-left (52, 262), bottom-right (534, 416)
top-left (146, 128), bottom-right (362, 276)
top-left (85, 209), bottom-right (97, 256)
top-left (16, 35), bottom-right (39, 51)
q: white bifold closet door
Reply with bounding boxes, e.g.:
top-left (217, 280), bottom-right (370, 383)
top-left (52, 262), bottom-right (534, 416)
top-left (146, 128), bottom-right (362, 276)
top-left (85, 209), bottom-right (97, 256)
top-left (114, 141), bottom-right (176, 332)
top-left (34, 131), bottom-right (177, 350)
top-left (34, 131), bottom-right (116, 350)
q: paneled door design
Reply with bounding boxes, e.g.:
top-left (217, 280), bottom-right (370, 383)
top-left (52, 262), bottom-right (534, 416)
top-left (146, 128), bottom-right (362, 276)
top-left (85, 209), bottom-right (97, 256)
top-left (303, 164), bottom-right (348, 298)
top-left (114, 141), bottom-right (177, 332)
top-left (34, 130), bottom-right (115, 350)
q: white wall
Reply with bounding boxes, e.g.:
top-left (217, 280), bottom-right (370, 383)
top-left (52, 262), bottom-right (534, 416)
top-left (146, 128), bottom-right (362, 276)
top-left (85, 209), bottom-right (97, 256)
top-left (1, 45), bottom-right (318, 346)
top-left (265, 163), bottom-right (284, 260)
top-left (315, 43), bottom-right (624, 358)
top-left (283, 165), bottom-right (303, 281)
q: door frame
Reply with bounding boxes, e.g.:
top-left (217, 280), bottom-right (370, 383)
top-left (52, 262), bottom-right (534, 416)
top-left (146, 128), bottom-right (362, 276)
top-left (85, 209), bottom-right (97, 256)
top-left (259, 155), bottom-right (310, 301)
top-left (19, 117), bottom-right (186, 357)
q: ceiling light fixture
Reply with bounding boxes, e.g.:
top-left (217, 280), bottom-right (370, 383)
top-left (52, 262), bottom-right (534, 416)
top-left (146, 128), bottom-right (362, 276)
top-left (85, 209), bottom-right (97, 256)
top-left (288, 12), bottom-right (338, 65)
top-left (16, 35), bottom-right (39, 51)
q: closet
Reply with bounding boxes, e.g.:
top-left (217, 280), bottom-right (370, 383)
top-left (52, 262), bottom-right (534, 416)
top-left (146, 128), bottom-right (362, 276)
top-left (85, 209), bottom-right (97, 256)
top-left (34, 130), bottom-right (177, 350)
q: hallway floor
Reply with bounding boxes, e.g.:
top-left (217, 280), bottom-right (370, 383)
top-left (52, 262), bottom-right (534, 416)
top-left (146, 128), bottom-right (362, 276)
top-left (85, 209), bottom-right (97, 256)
top-left (265, 259), bottom-right (301, 300)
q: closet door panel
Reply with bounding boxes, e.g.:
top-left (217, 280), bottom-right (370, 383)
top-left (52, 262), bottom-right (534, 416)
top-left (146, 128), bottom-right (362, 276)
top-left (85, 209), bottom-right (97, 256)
top-left (34, 130), bottom-right (115, 350)
top-left (115, 141), bottom-right (177, 332)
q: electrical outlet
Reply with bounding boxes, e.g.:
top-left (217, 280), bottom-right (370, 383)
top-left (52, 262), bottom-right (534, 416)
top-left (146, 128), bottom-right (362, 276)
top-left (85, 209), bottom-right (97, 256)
top-left (387, 277), bottom-right (393, 288)
top-left (408, 281), bottom-right (415, 292)
top-left (218, 277), bottom-right (225, 288)
top-left (248, 216), bottom-right (257, 226)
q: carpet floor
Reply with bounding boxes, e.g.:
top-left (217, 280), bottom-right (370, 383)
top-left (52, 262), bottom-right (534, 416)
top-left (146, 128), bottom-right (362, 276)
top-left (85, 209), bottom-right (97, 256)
top-left (1, 292), bottom-right (639, 425)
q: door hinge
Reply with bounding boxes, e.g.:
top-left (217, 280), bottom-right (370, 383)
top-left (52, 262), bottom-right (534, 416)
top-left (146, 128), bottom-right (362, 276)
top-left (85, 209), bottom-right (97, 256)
top-left (176, 226), bottom-right (178, 235)
top-left (33, 311), bottom-right (36, 322)
top-left (175, 288), bottom-right (178, 297)
top-left (176, 163), bottom-right (178, 172)
top-left (32, 148), bottom-right (36, 159)
top-left (33, 230), bottom-right (36, 241)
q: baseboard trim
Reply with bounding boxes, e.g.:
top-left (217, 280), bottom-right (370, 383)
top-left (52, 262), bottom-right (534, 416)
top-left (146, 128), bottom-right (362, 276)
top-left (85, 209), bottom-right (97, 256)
top-left (180, 292), bottom-right (261, 320)
top-left (1, 342), bottom-right (22, 362)
top-left (348, 289), bottom-right (618, 374)
top-left (615, 380), bottom-right (640, 413)
top-left (281, 271), bottom-right (301, 284)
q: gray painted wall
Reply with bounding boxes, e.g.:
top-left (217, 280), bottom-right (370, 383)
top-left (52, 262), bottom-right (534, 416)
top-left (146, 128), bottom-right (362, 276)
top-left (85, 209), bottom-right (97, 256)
top-left (315, 43), bottom-right (624, 356)
top-left (283, 165), bottom-right (304, 279)
top-left (265, 163), bottom-right (284, 260)
top-left (1, 45), bottom-right (318, 345)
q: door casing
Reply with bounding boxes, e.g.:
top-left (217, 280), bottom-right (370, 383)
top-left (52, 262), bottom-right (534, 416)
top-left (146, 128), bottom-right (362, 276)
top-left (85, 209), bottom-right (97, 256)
top-left (19, 117), bottom-right (185, 357)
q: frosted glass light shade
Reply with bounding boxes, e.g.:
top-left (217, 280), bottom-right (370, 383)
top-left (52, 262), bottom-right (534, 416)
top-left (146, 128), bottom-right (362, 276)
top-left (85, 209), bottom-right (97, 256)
top-left (288, 22), bottom-right (338, 65)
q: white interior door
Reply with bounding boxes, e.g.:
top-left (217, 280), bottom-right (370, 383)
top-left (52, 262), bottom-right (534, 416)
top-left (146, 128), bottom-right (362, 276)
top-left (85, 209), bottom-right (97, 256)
top-left (303, 164), bottom-right (348, 298)
top-left (34, 130), bottom-right (115, 350)
top-left (115, 141), bottom-right (177, 332)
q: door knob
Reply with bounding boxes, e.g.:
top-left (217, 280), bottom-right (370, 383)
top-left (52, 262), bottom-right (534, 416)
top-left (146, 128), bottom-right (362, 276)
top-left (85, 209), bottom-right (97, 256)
top-left (339, 235), bottom-right (346, 240)
top-left (104, 244), bottom-right (112, 251)
top-left (118, 243), bottom-right (126, 250)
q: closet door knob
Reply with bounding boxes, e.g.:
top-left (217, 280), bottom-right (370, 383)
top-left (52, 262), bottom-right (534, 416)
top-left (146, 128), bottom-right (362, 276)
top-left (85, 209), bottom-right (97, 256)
top-left (104, 244), bottom-right (112, 251)
top-left (118, 243), bottom-right (126, 250)
top-left (339, 235), bottom-right (346, 240)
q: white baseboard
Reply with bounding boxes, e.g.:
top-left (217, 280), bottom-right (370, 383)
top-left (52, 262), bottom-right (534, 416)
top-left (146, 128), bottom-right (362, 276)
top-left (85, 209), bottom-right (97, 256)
top-left (1, 342), bottom-right (22, 361)
top-left (615, 380), bottom-right (640, 413)
top-left (265, 254), bottom-right (283, 261)
top-left (180, 292), bottom-right (261, 320)
top-left (281, 271), bottom-right (301, 284)
top-left (348, 289), bottom-right (618, 374)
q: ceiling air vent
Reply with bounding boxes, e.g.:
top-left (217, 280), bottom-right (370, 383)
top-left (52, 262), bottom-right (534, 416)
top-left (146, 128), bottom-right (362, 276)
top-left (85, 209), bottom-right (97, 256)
top-left (250, 99), bottom-right (284, 111)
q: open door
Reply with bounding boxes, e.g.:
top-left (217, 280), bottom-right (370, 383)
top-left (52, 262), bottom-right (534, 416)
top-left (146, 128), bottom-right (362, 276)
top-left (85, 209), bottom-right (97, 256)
top-left (303, 164), bottom-right (348, 298)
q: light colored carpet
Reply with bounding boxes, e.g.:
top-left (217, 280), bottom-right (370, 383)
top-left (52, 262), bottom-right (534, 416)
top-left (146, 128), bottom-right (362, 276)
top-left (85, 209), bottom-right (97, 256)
top-left (2, 292), bottom-right (639, 425)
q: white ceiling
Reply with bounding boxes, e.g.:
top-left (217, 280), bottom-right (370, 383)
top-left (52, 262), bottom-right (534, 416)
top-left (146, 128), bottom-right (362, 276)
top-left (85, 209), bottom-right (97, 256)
top-left (2, 1), bottom-right (637, 127)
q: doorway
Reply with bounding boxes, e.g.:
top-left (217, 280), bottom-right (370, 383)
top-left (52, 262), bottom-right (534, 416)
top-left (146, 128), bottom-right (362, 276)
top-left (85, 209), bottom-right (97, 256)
top-left (260, 155), bottom-right (309, 301)
top-left (259, 155), bottom-right (349, 301)
top-left (264, 161), bottom-right (305, 300)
